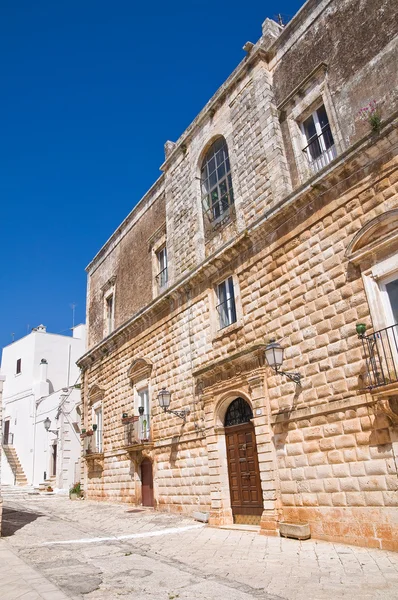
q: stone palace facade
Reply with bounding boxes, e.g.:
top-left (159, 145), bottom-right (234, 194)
top-left (78, 0), bottom-right (398, 550)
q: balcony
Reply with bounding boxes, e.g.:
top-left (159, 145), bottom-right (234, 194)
top-left (303, 124), bottom-right (337, 174)
top-left (359, 324), bottom-right (398, 389)
top-left (202, 189), bottom-right (235, 231)
top-left (82, 430), bottom-right (103, 456)
top-left (123, 414), bottom-right (152, 450)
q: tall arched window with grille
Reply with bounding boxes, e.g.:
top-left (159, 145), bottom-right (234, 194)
top-left (201, 137), bottom-right (234, 225)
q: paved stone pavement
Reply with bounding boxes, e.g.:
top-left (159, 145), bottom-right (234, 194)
top-left (0, 539), bottom-right (69, 600)
top-left (1, 496), bottom-right (398, 599)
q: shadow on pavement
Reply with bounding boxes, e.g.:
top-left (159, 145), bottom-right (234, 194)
top-left (1, 506), bottom-right (43, 537)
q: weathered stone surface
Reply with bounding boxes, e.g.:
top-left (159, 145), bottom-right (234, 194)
top-left (78, 0), bottom-right (398, 551)
top-left (279, 521), bottom-right (311, 540)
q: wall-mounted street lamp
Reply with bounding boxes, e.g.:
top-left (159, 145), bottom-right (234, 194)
top-left (265, 340), bottom-right (302, 386)
top-left (157, 388), bottom-right (190, 423)
top-left (43, 417), bottom-right (59, 436)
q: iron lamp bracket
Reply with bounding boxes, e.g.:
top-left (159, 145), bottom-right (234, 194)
top-left (275, 367), bottom-right (302, 386)
top-left (162, 408), bottom-right (190, 423)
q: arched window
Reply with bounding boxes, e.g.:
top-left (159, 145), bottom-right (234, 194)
top-left (201, 137), bottom-right (234, 224)
top-left (224, 398), bottom-right (253, 427)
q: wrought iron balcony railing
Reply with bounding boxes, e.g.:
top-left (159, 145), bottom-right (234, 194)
top-left (2, 432), bottom-right (14, 445)
top-left (123, 414), bottom-right (151, 447)
top-left (302, 124), bottom-right (337, 173)
top-left (83, 430), bottom-right (103, 455)
top-left (359, 324), bottom-right (398, 389)
top-left (156, 266), bottom-right (168, 289)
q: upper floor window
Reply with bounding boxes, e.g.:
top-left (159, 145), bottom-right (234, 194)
top-left (156, 246), bottom-right (168, 290)
top-left (106, 293), bottom-right (114, 335)
top-left (137, 387), bottom-right (150, 440)
top-left (93, 405), bottom-right (103, 453)
top-left (16, 358), bottom-right (21, 374)
top-left (201, 137), bottom-right (234, 225)
top-left (216, 276), bottom-right (237, 330)
top-left (301, 105), bottom-right (336, 173)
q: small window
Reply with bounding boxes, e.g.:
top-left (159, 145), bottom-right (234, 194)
top-left (216, 276), bottom-right (237, 330)
top-left (301, 105), bottom-right (336, 173)
top-left (156, 247), bottom-right (168, 289)
top-left (201, 137), bottom-right (234, 225)
top-left (16, 359), bottom-right (21, 374)
top-left (106, 294), bottom-right (114, 335)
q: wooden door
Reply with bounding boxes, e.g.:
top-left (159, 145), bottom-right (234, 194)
top-left (141, 458), bottom-right (154, 507)
top-left (226, 422), bottom-right (263, 516)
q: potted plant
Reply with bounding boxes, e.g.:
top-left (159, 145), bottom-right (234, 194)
top-left (69, 482), bottom-right (82, 500)
top-left (356, 323), bottom-right (367, 336)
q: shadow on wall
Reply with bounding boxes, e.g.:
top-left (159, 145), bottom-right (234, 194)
top-left (1, 507), bottom-right (43, 537)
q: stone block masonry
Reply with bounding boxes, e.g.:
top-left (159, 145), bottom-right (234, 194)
top-left (79, 0), bottom-right (398, 551)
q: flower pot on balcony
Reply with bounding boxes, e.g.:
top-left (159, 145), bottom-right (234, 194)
top-left (356, 323), bottom-right (367, 336)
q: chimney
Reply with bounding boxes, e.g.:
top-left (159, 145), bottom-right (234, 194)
top-left (40, 358), bottom-right (48, 383)
top-left (33, 358), bottom-right (50, 400)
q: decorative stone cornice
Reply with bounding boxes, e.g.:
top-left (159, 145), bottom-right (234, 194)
top-left (127, 358), bottom-right (153, 385)
top-left (88, 383), bottom-right (105, 403)
top-left (193, 344), bottom-right (266, 389)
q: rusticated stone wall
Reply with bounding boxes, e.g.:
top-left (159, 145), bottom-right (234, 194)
top-left (81, 125), bottom-right (398, 549)
top-left (80, 0), bottom-right (398, 551)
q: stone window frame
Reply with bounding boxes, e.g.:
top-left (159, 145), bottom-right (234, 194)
top-left (91, 399), bottom-right (103, 453)
top-left (208, 272), bottom-right (243, 341)
top-left (278, 64), bottom-right (345, 185)
top-left (196, 134), bottom-right (242, 241)
top-left (149, 225), bottom-right (168, 298)
top-left (101, 276), bottom-right (116, 338)
top-left (346, 209), bottom-right (398, 331)
top-left (127, 359), bottom-right (153, 427)
top-left (200, 137), bottom-right (234, 226)
top-left (86, 384), bottom-right (105, 456)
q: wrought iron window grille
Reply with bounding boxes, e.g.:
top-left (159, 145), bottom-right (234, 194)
top-left (224, 398), bottom-right (253, 427)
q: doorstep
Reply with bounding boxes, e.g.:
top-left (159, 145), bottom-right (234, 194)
top-left (218, 524), bottom-right (261, 533)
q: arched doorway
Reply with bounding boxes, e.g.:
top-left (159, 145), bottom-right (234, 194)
top-left (224, 398), bottom-right (263, 524)
top-left (141, 458), bottom-right (154, 507)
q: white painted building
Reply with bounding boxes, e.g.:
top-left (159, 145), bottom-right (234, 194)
top-left (1, 324), bottom-right (86, 491)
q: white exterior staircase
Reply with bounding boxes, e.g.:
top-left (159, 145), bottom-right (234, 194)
top-left (2, 444), bottom-right (29, 486)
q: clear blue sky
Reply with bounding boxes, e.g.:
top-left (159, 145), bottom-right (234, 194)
top-left (0, 0), bottom-right (303, 350)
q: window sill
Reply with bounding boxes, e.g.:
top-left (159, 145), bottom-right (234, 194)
top-left (213, 320), bottom-right (242, 343)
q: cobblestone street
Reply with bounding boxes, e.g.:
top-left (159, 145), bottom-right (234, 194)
top-left (1, 495), bottom-right (398, 599)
